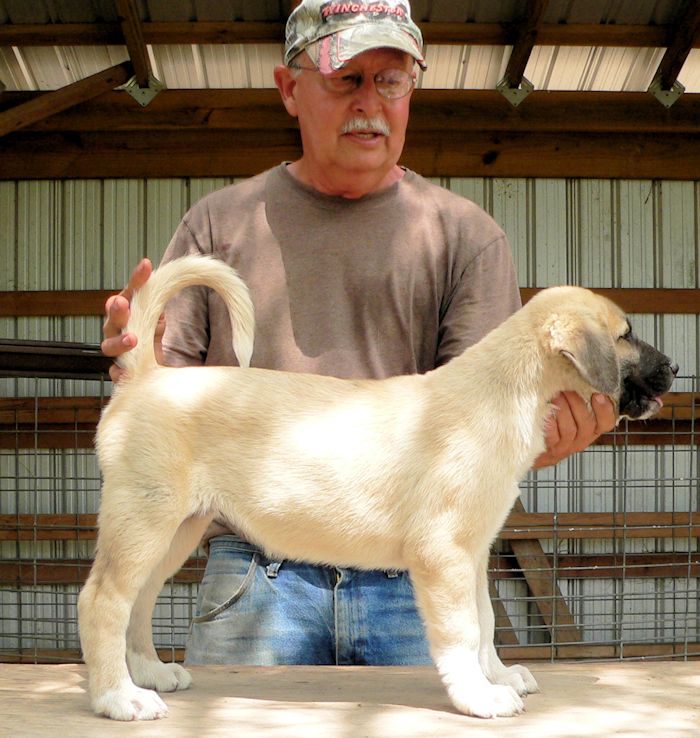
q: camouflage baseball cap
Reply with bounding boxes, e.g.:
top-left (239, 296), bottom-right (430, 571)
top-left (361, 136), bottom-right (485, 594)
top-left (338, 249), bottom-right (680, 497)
top-left (285, 1), bottom-right (427, 74)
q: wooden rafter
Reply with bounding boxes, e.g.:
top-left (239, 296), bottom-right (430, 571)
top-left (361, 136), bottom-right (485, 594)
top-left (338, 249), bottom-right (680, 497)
top-left (2, 511), bottom-right (698, 543)
top-left (0, 21), bottom-right (687, 49)
top-left (3, 88), bottom-right (700, 179)
top-left (654, 0), bottom-right (700, 90)
top-left (4, 126), bottom-right (700, 180)
top-left (1, 552), bottom-right (698, 586)
top-left (507, 496), bottom-right (582, 645)
top-left (490, 581), bottom-right (520, 646)
top-left (501, 0), bottom-right (550, 89)
top-left (1, 286), bottom-right (699, 319)
top-left (4, 89), bottom-right (700, 135)
top-left (0, 62), bottom-right (132, 137)
top-left (114, 0), bottom-right (152, 88)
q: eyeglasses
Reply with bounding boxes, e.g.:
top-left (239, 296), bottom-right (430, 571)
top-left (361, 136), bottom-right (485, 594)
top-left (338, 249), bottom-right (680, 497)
top-left (288, 62), bottom-right (415, 100)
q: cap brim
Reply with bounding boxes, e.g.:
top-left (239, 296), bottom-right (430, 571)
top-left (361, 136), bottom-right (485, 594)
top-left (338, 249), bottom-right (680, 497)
top-left (314, 24), bottom-right (427, 74)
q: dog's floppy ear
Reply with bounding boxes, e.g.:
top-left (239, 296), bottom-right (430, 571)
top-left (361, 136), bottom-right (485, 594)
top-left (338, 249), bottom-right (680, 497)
top-left (544, 314), bottom-right (620, 395)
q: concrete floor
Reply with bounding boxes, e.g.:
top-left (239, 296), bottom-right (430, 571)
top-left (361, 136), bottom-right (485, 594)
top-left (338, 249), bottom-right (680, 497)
top-left (2, 661), bottom-right (699, 737)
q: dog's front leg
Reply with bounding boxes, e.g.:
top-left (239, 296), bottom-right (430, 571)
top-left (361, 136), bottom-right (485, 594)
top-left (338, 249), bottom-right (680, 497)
top-left (476, 551), bottom-right (539, 696)
top-left (409, 556), bottom-right (524, 718)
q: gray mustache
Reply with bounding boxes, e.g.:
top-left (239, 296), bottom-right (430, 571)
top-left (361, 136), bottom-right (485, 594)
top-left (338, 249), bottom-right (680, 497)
top-left (341, 116), bottom-right (391, 136)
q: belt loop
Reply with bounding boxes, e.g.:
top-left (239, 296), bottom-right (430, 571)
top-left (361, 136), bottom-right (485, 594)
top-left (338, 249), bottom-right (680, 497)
top-left (266, 561), bottom-right (282, 578)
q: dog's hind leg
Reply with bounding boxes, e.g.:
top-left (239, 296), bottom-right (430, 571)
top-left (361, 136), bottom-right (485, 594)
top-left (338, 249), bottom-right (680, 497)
top-left (126, 514), bottom-right (213, 693)
top-left (78, 503), bottom-right (194, 721)
top-left (476, 550), bottom-right (539, 696)
top-left (409, 554), bottom-right (524, 718)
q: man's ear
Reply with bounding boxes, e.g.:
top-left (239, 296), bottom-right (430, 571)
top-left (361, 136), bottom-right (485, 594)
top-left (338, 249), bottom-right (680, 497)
top-left (274, 64), bottom-right (299, 118)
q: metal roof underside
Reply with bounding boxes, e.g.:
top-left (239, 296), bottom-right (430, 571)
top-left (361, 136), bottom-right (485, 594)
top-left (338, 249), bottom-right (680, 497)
top-left (0, 0), bottom-right (699, 95)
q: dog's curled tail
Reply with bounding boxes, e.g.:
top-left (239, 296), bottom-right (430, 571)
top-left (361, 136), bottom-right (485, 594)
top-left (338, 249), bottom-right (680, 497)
top-left (118, 255), bottom-right (254, 377)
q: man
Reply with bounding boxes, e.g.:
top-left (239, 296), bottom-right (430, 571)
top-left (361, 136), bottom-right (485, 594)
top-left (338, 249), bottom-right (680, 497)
top-left (102, 0), bottom-right (616, 666)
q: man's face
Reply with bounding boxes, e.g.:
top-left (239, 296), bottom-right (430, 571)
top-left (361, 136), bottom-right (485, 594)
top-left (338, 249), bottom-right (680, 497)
top-left (278, 48), bottom-right (415, 195)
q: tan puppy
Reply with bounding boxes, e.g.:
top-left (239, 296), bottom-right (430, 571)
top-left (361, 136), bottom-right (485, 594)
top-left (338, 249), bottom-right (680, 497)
top-left (78, 255), bottom-right (677, 721)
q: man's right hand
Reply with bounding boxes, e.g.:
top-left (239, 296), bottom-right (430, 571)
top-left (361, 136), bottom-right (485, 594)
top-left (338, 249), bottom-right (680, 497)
top-left (102, 258), bottom-right (165, 382)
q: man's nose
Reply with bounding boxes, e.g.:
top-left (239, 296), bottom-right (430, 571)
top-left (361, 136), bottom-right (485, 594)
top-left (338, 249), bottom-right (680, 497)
top-left (351, 75), bottom-right (383, 113)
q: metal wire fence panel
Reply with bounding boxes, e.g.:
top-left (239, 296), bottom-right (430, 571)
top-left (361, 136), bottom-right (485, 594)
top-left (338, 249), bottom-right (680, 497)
top-left (492, 374), bottom-right (699, 660)
top-left (0, 373), bottom-right (698, 663)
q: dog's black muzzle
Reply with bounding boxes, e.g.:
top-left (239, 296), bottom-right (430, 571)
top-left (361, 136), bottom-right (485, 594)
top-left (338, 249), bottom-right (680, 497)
top-left (618, 339), bottom-right (678, 420)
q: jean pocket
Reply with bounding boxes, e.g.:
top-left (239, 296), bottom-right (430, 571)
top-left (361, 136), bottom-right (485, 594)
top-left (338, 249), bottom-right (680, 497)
top-left (192, 544), bottom-right (260, 624)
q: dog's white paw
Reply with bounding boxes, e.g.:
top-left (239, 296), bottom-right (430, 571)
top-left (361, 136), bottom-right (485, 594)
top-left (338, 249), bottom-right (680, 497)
top-left (93, 684), bottom-right (168, 721)
top-left (491, 664), bottom-right (539, 696)
top-left (128, 654), bottom-right (192, 692)
top-left (505, 664), bottom-right (539, 694)
top-left (449, 683), bottom-right (524, 719)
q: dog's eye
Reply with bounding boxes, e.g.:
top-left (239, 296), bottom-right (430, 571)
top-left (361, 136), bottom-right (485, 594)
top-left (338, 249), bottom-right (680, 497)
top-left (619, 324), bottom-right (633, 341)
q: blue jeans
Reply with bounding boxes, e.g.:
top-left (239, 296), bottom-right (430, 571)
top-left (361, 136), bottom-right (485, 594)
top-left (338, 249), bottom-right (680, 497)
top-left (185, 535), bottom-right (432, 666)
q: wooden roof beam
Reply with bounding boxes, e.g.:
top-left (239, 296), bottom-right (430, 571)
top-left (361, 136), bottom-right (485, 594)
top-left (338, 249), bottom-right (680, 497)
top-left (115, 0), bottom-right (152, 88)
top-left (5, 91), bottom-right (700, 180)
top-left (0, 88), bottom-right (700, 135)
top-left (648, 0), bottom-right (700, 106)
top-left (0, 62), bottom-right (132, 137)
top-left (496, 0), bottom-right (549, 105)
top-left (501, 0), bottom-right (549, 89)
top-left (5, 89), bottom-right (700, 135)
top-left (655, 0), bottom-right (700, 91)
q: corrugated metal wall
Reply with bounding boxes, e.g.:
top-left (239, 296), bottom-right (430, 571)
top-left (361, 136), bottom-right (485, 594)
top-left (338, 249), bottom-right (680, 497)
top-left (2, 177), bottom-right (698, 341)
top-left (0, 175), bottom-right (698, 659)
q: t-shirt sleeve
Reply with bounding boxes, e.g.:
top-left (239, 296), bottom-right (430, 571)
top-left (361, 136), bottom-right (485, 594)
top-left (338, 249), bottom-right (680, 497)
top-left (436, 232), bottom-right (522, 366)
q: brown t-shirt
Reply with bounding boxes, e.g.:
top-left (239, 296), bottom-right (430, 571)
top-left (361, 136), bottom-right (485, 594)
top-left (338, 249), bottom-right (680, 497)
top-left (159, 163), bottom-right (521, 542)
top-left (162, 163), bottom-right (521, 374)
